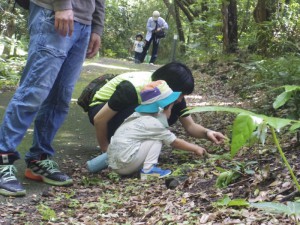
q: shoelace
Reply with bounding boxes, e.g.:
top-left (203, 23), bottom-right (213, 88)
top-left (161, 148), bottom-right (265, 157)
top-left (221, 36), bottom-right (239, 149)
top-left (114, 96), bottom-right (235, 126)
top-left (0, 165), bottom-right (18, 182)
top-left (37, 159), bottom-right (61, 174)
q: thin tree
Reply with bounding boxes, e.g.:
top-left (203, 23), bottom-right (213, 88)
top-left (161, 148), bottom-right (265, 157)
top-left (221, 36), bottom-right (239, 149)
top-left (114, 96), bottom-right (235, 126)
top-left (222, 0), bottom-right (238, 53)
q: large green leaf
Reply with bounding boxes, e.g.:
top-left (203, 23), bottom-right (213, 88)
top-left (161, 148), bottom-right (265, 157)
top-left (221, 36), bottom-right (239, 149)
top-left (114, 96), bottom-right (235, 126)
top-left (265, 117), bottom-right (292, 130)
top-left (214, 195), bottom-right (249, 207)
top-left (231, 114), bottom-right (256, 157)
top-left (284, 85), bottom-right (300, 92)
top-left (185, 105), bottom-right (297, 149)
top-left (186, 106), bottom-right (296, 132)
top-left (250, 202), bottom-right (300, 216)
top-left (290, 122), bottom-right (300, 132)
top-left (228, 199), bottom-right (249, 207)
top-left (273, 91), bottom-right (292, 109)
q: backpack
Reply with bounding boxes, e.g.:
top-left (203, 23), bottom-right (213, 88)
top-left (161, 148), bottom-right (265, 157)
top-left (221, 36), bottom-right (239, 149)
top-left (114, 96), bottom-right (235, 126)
top-left (77, 74), bottom-right (117, 112)
top-left (15, 0), bottom-right (30, 10)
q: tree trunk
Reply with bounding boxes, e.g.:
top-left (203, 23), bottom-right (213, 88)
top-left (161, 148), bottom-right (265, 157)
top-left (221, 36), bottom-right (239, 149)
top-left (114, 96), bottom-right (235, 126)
top-left (253, 0), bottom-right (269, 23)
top-left (253, 0), bottom-right (276, 55)
top-left (222, 0), bottom-right (238, 53)
top-left (175, 0), bottom-right (194, 23)
top-left (174, 1), bottom-right (185, 53)
top-left (162, 0), bottom-right (186, 53)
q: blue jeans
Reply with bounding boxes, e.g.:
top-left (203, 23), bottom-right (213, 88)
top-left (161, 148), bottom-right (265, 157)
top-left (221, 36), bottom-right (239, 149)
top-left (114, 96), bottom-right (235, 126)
top-left (0, 3), bottom-right (91, 164)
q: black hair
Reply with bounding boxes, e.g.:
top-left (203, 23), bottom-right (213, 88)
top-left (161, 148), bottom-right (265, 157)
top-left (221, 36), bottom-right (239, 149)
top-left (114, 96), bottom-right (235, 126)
top-left (151, 62), bottom-right (194, 95)
top-left (135, 33), bottom-right (143, 39)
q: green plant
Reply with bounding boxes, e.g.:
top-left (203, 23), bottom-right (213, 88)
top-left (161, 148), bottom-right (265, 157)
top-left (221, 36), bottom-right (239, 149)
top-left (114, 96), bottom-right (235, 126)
top-left (215, 161), bottom-right (256, 188)
top-left (250, 202), bottom-right (300, 224)
top-left (215, 168), bottom-right (240, 188)
top-left (37, 204), bottom-right (57, 221)
top-left (81, 176), bottom-right (104, 186)
top-left (213, 195), bottom-right (249, 208)
top-left (253, 57), bottom-right (300, 86)
top-left (186, 106), bottom-right (300, 191)
top-left (171, 163), bottom-right (195, 176)
top-left (107, 171), bottom-right (120, 182)
top-left (273, 85), bottom-right (300, 119)
top-left (68, 199), bottom-right (80, 208)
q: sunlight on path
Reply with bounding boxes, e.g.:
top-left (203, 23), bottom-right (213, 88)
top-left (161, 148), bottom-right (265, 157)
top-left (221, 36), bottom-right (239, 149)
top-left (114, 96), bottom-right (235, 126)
top-left (186, 95), bottom-right (243, 107)
top-left (83, 62), bottom-right (138, 71)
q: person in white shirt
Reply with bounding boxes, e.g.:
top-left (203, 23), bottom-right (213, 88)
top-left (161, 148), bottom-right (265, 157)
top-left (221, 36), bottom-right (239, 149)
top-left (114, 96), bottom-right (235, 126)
top-left (140, 11), bottom-right (168, 65)
top-left (132, 33), bottom-right (145, 64)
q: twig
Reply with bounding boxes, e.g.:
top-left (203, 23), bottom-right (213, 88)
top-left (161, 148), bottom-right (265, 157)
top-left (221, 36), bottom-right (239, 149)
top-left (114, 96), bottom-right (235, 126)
top-left (140, 206), bottom-right (160, 222)
top-left (227, 177), bottom-right (252, 188)
top-left (280, 190), bottom-right (300, 202)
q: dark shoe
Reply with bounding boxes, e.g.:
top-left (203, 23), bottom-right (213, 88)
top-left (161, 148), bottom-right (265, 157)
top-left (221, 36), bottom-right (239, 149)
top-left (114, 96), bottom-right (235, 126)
top-left (0, 165), bottom-right (26, 197)
top-left (25, 159), bottom-right (73, 186)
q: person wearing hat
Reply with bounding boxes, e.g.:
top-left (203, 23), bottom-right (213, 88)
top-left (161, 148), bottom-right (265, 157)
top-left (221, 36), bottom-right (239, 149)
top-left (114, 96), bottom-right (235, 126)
top-left (139, 10), bottom-right (168, 65)
top-left (132, 33), bottom-right (145, 64)
top-left (105, 80), bottom-right (207, 179)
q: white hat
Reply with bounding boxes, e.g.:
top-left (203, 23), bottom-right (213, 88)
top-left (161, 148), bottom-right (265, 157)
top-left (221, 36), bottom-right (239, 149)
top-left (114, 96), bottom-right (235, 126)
top-left (152, 11), bottom-right (160, 21)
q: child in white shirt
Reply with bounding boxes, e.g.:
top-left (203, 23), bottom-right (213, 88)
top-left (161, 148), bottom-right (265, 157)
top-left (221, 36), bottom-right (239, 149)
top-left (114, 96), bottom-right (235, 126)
top-left (132, 33), bottom-right (145, 64)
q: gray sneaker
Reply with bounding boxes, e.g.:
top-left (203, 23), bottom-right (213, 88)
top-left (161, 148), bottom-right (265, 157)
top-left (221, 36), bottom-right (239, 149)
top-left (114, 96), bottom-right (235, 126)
top-left (0, 165), bottom-right (26, 197)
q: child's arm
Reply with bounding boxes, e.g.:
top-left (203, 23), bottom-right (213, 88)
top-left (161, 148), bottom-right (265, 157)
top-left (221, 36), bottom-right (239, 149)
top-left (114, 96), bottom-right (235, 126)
top-left (171, 138), bottom-right (207, 157)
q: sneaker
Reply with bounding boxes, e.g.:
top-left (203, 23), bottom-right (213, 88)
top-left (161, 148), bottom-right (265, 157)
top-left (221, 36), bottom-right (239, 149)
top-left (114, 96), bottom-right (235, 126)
top-left (149, 63), bottom-right (154, 65)
top-left (0, 165), bottom-right (26, 197)
top-left (140, 166), bottom-right (171, 180)
top-left (25, 159), bottom-right (73, 186)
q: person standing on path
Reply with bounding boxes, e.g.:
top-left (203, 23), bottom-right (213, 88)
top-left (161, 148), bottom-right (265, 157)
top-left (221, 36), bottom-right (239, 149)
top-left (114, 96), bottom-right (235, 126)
top-left (0, 0), bottom-right (105, 197)
top-left (140, 11), bottom-right (168, 65)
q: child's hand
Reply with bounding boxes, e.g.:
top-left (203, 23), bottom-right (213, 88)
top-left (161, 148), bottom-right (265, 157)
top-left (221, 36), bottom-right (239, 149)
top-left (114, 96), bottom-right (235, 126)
top-left (206, 130), bottom-right (226, 144)
top-left (194, 147), bottom-right (207, 157)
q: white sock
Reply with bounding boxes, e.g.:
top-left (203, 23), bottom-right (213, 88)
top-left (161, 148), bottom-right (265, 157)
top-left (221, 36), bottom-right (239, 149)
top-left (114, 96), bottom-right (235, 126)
top-left (142, 164), bottom-right (154, 173)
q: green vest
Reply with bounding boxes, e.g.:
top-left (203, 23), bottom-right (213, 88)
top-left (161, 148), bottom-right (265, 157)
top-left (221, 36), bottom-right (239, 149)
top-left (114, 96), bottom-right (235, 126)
top-left (90, 71), bottom-right (153, 107)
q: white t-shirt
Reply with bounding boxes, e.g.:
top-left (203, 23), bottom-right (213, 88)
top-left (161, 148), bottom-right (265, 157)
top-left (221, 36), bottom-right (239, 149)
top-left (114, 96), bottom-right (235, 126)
top-left (134, 40), bottom-right (144, 53)
top-left (107, 112), bottom-right (176, 170)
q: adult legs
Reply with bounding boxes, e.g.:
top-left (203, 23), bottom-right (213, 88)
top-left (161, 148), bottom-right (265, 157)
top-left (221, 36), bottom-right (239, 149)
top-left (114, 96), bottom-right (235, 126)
top-left (0, 2), bottom-right (91, 195)
top-left (0, 2), bottom-right (91, 165)
top-left (140, 37), bottom-right (153, 63)
top-left (25, 23), bottom-right (91, 162)
top-left (149, 38), bottom-right (160, 64)
top-left (0, 3), bottom-right (75, 164)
